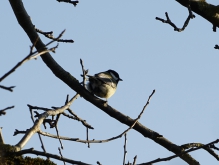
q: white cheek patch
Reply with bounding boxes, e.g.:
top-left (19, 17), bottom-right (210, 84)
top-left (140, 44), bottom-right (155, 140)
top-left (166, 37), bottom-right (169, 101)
top-left (110, 72), bottom-right (118, 81)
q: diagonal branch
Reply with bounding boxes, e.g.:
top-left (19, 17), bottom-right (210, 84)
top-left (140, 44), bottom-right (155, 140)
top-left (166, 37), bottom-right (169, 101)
top-left (28, 105), bottom-right (47, 153)
top-left (0, 40), bottom-right (58, 84)
top-left (140, 139), bottom-right (219, 165)
top-left (0, 38), bottom-right (58, 93)
top-left (176, 0), bottom-right (219, 32)
top-left (0, 106), bottom-right (15, 116)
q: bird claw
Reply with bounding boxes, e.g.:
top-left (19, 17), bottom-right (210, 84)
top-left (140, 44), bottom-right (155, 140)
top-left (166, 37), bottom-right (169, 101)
top-left (102, 99), bottom-right (108, 105)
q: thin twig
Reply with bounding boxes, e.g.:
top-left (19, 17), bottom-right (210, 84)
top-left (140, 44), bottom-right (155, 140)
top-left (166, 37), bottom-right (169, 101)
top-left (66, 108), bottom-right (94, 129)
top-left (181, 142), bottom-right (219, 161)
top-left (58, 147), bottom-right (66, 165)
top-left (139, 139), bottom-right (219, 165)
top-left (45, 29), bottom-right (65, 47)
top-left (16, 148), bottom-right (90, 165)
top-left (57, 0), bottom-right (79, 6)
top-left (96, 161), bottom-right (102, 165)
top-left (0, 38), bottom-right (59, 86)
top-left (209, 144), bottom-right (219, 151)
top-left (118, 89), bottom-right (155, 137)
top-left (123, 133), bottom-right (127, 165)
top-left (0, 106), bottom-right (14, 116)
top-left (86, 127), bottom-right (90, 148)
top-left (0, 85), bottom-right (15, 92)
top-left (27, 104), bottom-right (51, 111)
top-left (13, 129), bottom-right (27, 136)
top-left (52, 95), bottom-right (94, 129)
top-left (35, 28), bottom-right (74, 43)
top-left (65, 95), bottom-right (69, 104)
top-left (0, 127), bottom-right (4, 144)
top-left (55, 125), bottom-right (64, 149)
top-left (155, 2), bottom-right (195, 32)
top-left (133, 155), bottom-right (137, 165)
top-left (80, 59), bottom-right (88, 87)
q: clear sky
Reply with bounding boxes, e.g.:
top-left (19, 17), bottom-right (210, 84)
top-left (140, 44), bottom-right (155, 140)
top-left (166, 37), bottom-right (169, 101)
top-left (1, 0), bottom-right (219, 165)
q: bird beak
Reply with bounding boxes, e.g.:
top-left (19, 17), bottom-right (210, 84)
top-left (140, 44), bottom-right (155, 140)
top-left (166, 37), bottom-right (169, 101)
top-left (119, 78), bottom-right (123, 81)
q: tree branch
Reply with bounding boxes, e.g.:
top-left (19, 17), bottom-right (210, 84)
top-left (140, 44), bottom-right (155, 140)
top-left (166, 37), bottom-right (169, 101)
top-left (16, 148), bottom-right (90, 165)
top-left (140, 139), bottom-right (219, 165)
top-left (176, 0), bottom-right (219, 31)
top-left (14, 94), bottom-right (78, 151)
top-left (57, 0), bottom-right (79, 7)
top-left (156, 3), bottom-right (195, 32)
top-left (0, 106), bottom-right (14, 116)
top-left (35, 27), bottom-right (74, 43)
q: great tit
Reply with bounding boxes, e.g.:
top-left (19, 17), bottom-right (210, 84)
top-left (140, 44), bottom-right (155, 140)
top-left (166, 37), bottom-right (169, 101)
top-left (86, 69), bottom-right (122, 101)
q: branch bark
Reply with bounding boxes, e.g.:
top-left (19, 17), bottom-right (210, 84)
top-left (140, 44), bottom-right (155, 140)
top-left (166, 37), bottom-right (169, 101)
top-left (176, 0), bottom-right (219, 30)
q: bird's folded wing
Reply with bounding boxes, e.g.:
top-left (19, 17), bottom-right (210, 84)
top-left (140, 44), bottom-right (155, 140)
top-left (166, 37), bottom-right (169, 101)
top-left (87, 75), bottom-right (115, 88)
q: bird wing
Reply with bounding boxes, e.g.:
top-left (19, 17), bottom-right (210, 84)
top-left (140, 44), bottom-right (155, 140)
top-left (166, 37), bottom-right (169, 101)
top-left (87, 73), bottom-right (116, 88)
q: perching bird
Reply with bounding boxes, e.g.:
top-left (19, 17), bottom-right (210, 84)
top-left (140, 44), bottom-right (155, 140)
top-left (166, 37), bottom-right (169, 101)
top-left (86, 69), bottom-right (122, 101)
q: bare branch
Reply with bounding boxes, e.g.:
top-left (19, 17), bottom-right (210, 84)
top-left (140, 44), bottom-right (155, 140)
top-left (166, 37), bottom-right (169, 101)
top-left (133, 155), bottom-right (137, 165)
top-left (96, 161), bottom-right (102, 165)
top-left (58, 147), bottom-right (66, 165)
top-left (15, 148), bottom-right (90, 165)
top-left (0, 106), bottom-right (15, 116)
top-left (0, 127), bottom-right (4, 144)
top-left (123, 134), bottom-right (127, 165)
top-left (36, 27), bottom-right (74, 43)
top-left (156, 3), bottom-right (195, 32)
top-left (0, 85), bottom-right (15, 92)
top-left (209, 144), bottom-right (219, 151)
top-left (28, 103), bottom-right (47, 153)
top-left (14, 94), bottom-right (78, 151)
top-left (29, 94), bottom-right (93, 129)
top-left (66, 108), bottom-right (94, 129)
top-left (0, 38), bottom-right (59, 91)
top-left (181, 142), bottom-right (219, 161)
top-left (86, 127), bottom-right (90, 148)
top-left (203, 146), bottom-right (219, 161)
top-left (0, 45), bottom-right (57, 83)
top-left (13, 129), bottom-right (27, 136)
top-left (27, 104), bottom-right (52, 111)
top-left (55, 125), bottom-right (64, 149)
top-left (57, 0), bottom-right (79, 6)
top-left (176, 0), bottom-right (219, 31)
top-left (139, 139), bottom-right (219, 165)
top-left (80, 59), bottom-right (88, 87)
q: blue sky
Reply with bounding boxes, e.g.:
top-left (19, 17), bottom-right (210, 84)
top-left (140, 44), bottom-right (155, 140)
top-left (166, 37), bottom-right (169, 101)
top-left (1, 0), bottom-right (219, 164)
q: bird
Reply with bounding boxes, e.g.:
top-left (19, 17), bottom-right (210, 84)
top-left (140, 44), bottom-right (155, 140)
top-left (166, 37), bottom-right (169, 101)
top-left (86, 69), bottom-right (122, 101)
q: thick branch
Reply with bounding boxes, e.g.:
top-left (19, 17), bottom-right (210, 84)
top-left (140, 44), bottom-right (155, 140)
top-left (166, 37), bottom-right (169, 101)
top-left (176, 0), bottom-right (219, 30)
